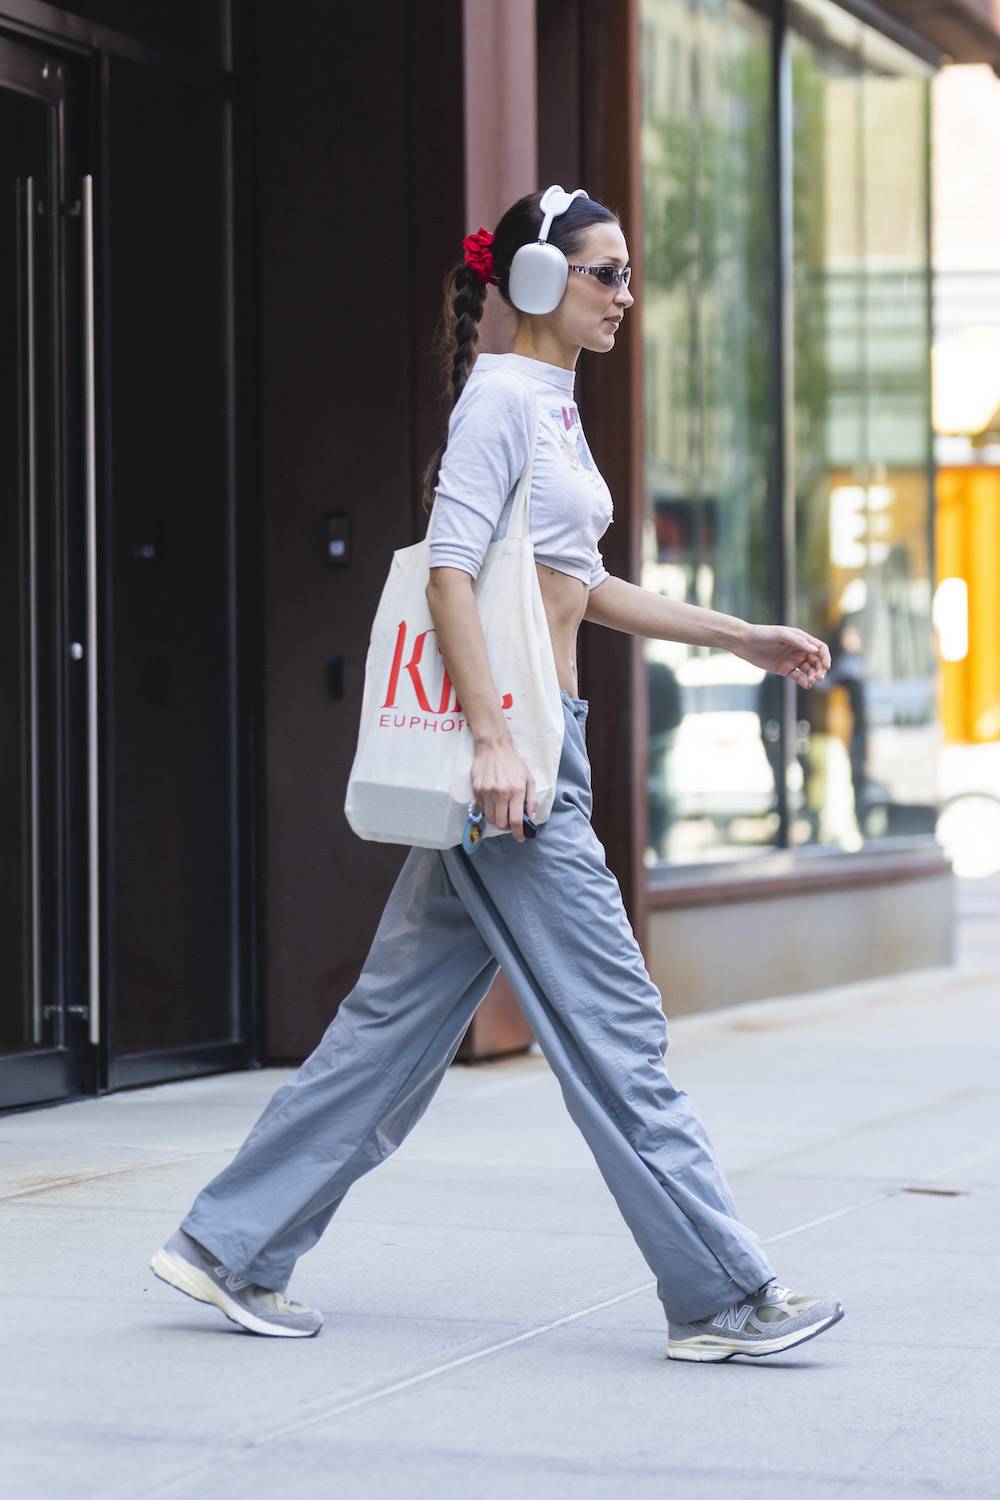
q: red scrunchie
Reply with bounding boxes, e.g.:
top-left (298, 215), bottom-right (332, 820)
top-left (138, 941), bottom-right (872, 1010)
top-left (463, 225), bottom-right (497, 286)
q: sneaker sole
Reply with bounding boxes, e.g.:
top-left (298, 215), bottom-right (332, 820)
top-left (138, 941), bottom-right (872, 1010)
top-left (149, 1249), bottom-right (321, 1338)
top-left (666, 1304), bottom-right (845, 1362)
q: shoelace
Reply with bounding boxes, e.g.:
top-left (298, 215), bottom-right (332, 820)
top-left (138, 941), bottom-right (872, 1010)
top-left (270, 1290), bottom-right (304, 1314)
top-left (722, 1280), bottom-right (792, 1315)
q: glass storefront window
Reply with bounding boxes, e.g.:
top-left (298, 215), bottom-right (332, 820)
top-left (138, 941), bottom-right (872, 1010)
top-left (640, 0), bottom-right (936, 871)
top-left (640, 0), bottom-right (778, 869)
top-left (789, 0), bottom-right (936, 850)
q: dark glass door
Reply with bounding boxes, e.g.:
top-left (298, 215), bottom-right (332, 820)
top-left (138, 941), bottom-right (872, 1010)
top-left (2, 15), bottom-right (252, 1112)
top-left (0, 33), bottom-right (91, 1109)
top-left (101, 50), bottom-right (251, 1089)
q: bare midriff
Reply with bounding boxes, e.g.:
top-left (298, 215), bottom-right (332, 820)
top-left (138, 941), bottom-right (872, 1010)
top-left (535, 561), bottom-right (590, 700)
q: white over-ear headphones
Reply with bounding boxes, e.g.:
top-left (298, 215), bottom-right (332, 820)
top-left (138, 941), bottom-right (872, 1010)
top-left (508, 184), bottom-right (590, 315)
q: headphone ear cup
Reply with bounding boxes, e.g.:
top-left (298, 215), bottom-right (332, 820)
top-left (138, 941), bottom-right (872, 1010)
top-left (508, 242), bottom-right (569, 315)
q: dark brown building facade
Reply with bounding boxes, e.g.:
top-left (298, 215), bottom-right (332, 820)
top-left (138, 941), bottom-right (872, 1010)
top-left (3, 0), bottom-right (997, 1112)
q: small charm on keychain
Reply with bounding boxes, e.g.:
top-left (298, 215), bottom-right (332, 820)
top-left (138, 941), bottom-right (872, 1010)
top-left (462, 800), bottom-right (538, 853)
top-left (462, 800), bottom-right (486, 855)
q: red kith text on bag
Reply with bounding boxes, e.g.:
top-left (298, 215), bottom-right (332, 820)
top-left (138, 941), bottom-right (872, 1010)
top-left (380, 619), bottom-right (513, 720)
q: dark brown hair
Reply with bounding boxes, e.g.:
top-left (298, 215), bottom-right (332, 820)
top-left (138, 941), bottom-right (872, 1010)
top-left (419, 188), bottom-right (620, 515)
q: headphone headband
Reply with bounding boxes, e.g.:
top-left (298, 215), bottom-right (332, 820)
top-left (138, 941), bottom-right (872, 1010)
top-left (537, 185), bottom-right (589, 245)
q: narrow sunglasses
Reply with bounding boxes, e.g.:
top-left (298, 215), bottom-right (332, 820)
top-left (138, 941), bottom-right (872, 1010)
top-left (567, 263), bottom-right (631, 289)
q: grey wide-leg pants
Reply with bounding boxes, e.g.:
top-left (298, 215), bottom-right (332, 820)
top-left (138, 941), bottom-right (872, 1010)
top-left (181, 689), bottom-right (777, 1325)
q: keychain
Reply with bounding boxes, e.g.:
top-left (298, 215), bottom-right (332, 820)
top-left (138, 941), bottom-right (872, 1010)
top-left (462, 800), bottom-right (537, 855)
top-left (462, 800), bottom-right (486, 855)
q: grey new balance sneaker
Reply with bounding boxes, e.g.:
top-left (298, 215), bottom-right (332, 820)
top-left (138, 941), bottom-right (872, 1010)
top-left (667, 1279), bottom-right (844, 1362)
top-left (150, 1228), bottom-right (323, 1338)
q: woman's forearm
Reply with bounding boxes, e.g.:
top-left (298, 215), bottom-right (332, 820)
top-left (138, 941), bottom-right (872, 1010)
top-left (584, 574), bottom-right (748, 650)
top-left (425, 569), bottom-right (514, 748)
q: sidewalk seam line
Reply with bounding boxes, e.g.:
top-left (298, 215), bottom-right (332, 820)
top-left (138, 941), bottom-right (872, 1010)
top-left (134, 1137), bottom-right (1000, 1499)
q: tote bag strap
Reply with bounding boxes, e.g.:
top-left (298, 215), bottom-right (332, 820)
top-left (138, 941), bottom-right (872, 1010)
top-left (503, 376), bottom-right (542, 542)
top-left (425, 370), bottom-right (542, 547)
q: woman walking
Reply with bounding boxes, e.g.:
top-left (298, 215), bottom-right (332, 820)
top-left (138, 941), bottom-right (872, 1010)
top-left (151, 186), bottom-right (845, 1362)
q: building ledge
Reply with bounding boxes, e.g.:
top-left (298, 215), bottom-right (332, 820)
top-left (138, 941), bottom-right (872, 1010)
top-left (648, 842), bottom-right (952, 910)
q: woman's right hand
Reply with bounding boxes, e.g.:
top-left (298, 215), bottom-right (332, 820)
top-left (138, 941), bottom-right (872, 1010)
top-left (470, 741), bottom-right (537, 845)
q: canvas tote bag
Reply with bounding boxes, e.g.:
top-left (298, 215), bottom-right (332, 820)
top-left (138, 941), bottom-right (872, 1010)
top-left (344, 376), bottom-right (565, 850)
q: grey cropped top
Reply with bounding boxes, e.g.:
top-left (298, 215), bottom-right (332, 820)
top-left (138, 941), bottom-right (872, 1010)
top-left (427, 351), bottom-right (613, 590)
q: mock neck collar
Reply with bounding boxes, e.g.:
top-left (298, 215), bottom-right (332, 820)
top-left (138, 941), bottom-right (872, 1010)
top-left (474, 350), bottom-right (576, 399)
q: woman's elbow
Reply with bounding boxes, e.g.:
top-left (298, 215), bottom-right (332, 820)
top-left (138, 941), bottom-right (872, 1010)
top-left (426, 566), bottom-right (476, 596)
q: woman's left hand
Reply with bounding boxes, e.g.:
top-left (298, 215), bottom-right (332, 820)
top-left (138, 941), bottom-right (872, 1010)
top-left (734, 624), bottom-right (831, 688)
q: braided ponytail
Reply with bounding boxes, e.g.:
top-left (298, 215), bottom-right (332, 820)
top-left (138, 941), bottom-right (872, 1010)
top-left (419, 262), bottom-right (489, 515)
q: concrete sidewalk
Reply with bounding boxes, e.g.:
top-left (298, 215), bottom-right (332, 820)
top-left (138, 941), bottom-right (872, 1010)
top-left (2, 887), bottom-right (998, 1499)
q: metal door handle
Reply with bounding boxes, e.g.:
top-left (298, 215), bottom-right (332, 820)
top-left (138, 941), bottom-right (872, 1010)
top-left (17, 175), bottom-right (43, 1045)
top-left (81, 175), bottom-right (100, 1047)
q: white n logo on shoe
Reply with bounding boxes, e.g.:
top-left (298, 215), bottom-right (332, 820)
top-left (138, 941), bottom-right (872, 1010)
top-left (711, 1300), bottom-right (754, 1333)
top-left (213, 1263), bottom-right (252, 1293)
